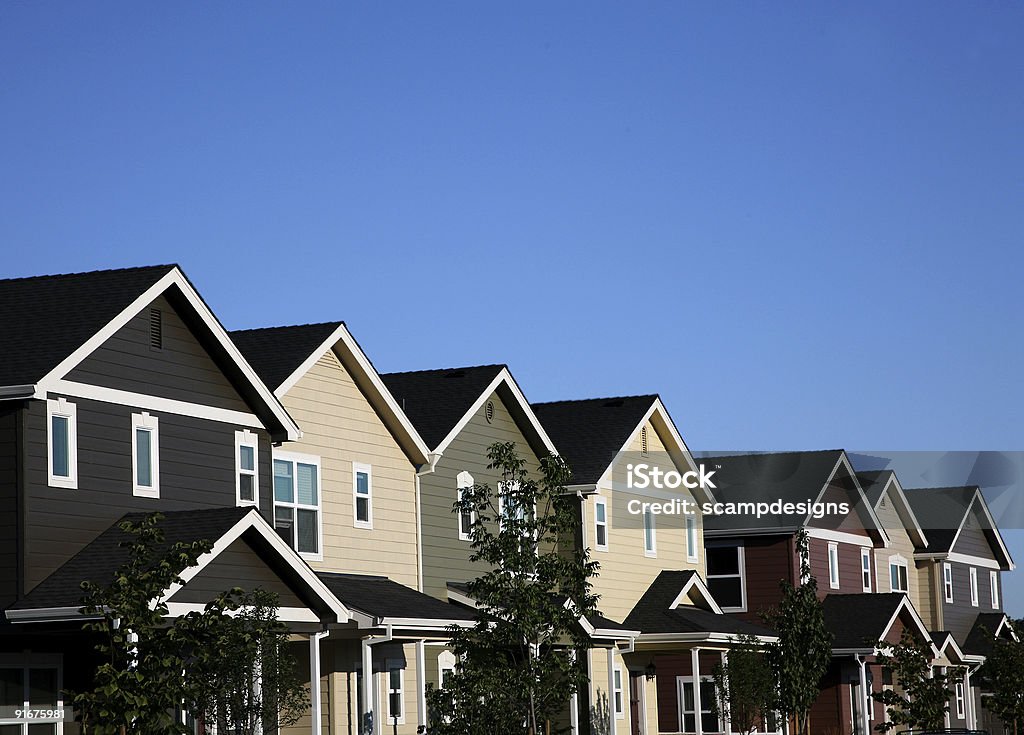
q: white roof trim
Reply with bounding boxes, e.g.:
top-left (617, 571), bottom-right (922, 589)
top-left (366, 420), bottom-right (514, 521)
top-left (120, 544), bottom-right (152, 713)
top-left (668, 573), bottom-right (724, 615)
top-left (807, 453), bottom-right (890, 547)
top-left (875, 596), bottom-right (938, 658)
top-left (874, 474), bottom-right (929, 549)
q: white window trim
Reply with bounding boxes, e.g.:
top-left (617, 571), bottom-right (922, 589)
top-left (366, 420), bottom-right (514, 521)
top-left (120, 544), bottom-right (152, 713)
top-left (457, 471), bottom-right (475, 542)
top-left (383, 659), bottom-right (406, 725)
top-left (828, 542), bottom-right (840, 589)
top-left (234, 429), bottom-right (259, 508)
top-left (889, 554), bottom-right (909, 593)
top-left (272, 450), bottom-right (323, 562)
top-left (706, 542), bottom-right (747, 613)
top-left (0, 652), bottom-right (65, 734)
top-left (131, 412), bottom-right (159, 498)
top-left (943, 562), bottom-right (954, 603)
top-left (686, 515), bottom-right (699, 563)
top-left (861, 547), bottom-right (873, 592)
top-left (613, 666), bottom-right (625, 720)
top-left (990, 570), bottom-right (999, 609)
top-left (46, 397), bottom-right (78, 489)
top-left (955, 681), bottom-right (965, 719)
top-left (594, 497), bottom-right (609, 552)
top-left (969, 567), bottom-right (979, 607)
top-left (676, 675), bottom-right (720, 734)
top-left (353, 462), bottom-right (373, 529)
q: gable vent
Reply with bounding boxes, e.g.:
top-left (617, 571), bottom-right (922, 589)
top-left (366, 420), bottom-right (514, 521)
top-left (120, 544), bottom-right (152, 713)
top-left (641, 426), bottom-right (649, 456)
top-left (485, 400), bottom-right (495, 423)
top-left (149, 308), bottom-right (162, 350)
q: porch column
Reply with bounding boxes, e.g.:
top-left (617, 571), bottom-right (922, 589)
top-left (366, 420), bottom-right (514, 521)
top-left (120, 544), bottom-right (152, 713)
top-left (607, 648), bottom-right (618, 735)
top-left (361, 638), bottom-right (374, 735)
top-left (856, 655), bottom-right (870, 735)
top-left (720, 651), bottom-right (732, 735)
top-left (942, 667), bottom-right (950, 729)
top-left (416, 640), bottom-right (427, 730)
top-left (964, 668), bottom-right (975, 729)
top-left (310, 631), bottom-right (328, 735)
top-left (691, 647), bottom-right (703, 735)
top-left (569, 649), bottom-right (579, 734)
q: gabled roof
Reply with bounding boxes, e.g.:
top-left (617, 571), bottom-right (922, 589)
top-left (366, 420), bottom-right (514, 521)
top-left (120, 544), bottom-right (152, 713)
top-left (5, 508), bottom-right (348, 624)
top-left (232, 322), bottom-right (431, 466)
top-left (904, 486), bottom-right (1014, 570)
top-left (858, 470), bottom-right (928, 549)
top-left (382, 365), bottom-right (557, 458)
top-left (962, 613), bottom-right (1015, 657)
top-left (317, 573), bottom-right (475, 630)
top-left (0, 265), bottom-right (300, 441)
top-left (821, 593), bottom-right (934, 654)
top-left (930, 630), bottom-right (968, 664)
top-left (622, 571), bottom-right (777, 641)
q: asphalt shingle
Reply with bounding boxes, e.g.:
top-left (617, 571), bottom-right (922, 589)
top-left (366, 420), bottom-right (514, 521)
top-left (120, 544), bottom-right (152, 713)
top-left (231, 322), bottom-right (344, 391)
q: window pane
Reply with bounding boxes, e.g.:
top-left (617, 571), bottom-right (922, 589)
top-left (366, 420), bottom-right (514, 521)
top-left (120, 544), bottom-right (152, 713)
top-left (0, 667), bottom-right (23, 707)
top-left (0, 726), bottom-right (22, 735)
top-left (644, 511), bottom-right (654, 550)
top-left (390, 668), bottom-right (401, 688)
top-left (707, 547), bottom-right (739, 576)
top-left (687, 519), bottom-right (697, 557)
top-left (684, 714), bottom-right (696, 732)
top-left (356, 497), bottom-right (369, 523)
top-left (682, 682), bottom-right (694, 710)
top-left (389, 693), bottom-right (401, 718)
top-left (239, 474), bottom-right (255, 502)
top-left (596, 524), bottom-right (607, 547)
top-left (240, 445), bottom-right (255, 472)
top-left (356, 471), bottom-right (369, 496)
top-left (297, 509), bottom-right (318, 554)
top-left (708, 578), bottom-right (743, 609)
top-left (136, 429), bottom-right (152, 486)
top-left (702, 712), bottom-right (719, 733)
top-left (900, 567), bottom-right (908, 590)
top-left (51, 415), bottom-right (69, 477)
top-left (274, 460), bottom-right (294, 502)
top-left (613, 670), bottom-right (621, 688)
top-left (595, 503), bottom-right (606, 523)
top-left (460, 510), bottom-right (472, 535)
top-left (274, 507), bottom-right (294, 547)
top-left (28, 668), bottom-right (56, 707)
top-left (890, 565), bottom-right (899, 590)
top-left (297, 463), bottom-right (318, 505)
top-left (28, 726), bottom-right (57, 735)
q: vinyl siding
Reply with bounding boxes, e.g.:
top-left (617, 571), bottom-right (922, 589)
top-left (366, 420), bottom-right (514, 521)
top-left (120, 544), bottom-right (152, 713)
top-left (873, 495), bottom-right (922, 604)
top-left (22, 395), bottom-right (273, 592)
top-left (809, 536), bottom-right (871, 598)
top-left (277, 349), bottom-right (419, 587)
top-left (944, 562), bottom-right (990, 642)
top-left (0, 403), bottom-right (19, 608)
top-left (915, 560), bottom-right (938, 630)
top-left (66, 294), bottom-right (250, 412)
top-left (168, 537), bottom-right (305, 607)
top-left (952, 506), bottom-right (998, 559)
top-left (716, 533), bottom-right (794, 624)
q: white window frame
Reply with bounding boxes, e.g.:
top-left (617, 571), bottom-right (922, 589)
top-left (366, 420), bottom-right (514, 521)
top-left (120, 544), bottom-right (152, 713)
top-left (990, 570), bottom-right (999, 609)
top-left (828, 542), bottom-right (840, 589)
top-left (272, 451), bottom-right (323, 561)
top-left (676, 675), bottom-right (720, 735)
top-left (861, 548), bottom-right (872, 592)
top-left (943, 562), bottom-right (954, 603)
top-left (686, 515), bottom-right (698, 563)
top-left (235, 429), bottom-right (259, 508)
top-left (613, 666), bottom-right (624, 720)
top-left (969, 567), bottom-right (979, 607)
top-left (46, 398), bottom-right (77, 489)
top-left (457, 471), bottom-right (475, 542)
top-left (889, 555), bottom-right (909, 593)
top-left (0, 652), bottom-right (65, 735)
top-left (594, 497), bottom-right (609, 552)
top-left (353, 462), bottom-right (373, 529)
top-left (955, 681), bottom-right (965, 720)
top-left (706, 542), bottom-right (747, 613)
top-left (643, 508), bottom-right (656, 557)
top-left (383, 659), bottom-right (405, 725)
top-left (131, 412), bottom-right (159, 498)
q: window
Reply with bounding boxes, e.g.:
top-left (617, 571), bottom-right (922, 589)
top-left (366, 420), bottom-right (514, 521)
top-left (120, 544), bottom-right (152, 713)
top-left (353, 463), bottom-right (372, 529)
top-left (613, 667), bottom-right (624, 719)
top-left (969, 567), bottom-right (978, 607)
top-left (861, 548), bottom-right (872, 592)
top-left (457, 471), bottom-right (475, 541)
top-left (0, 653), bottom-right (63, 735)
top-left (955, 681), bottom-right (965, 719)
top-left (384, 660), bottom-right (404, 725)
top-left (594, 498), bottom-right (609, 551)
top-left (46, 398), bottom-right (77, 489)
top-left (828, 542), bottom-right (840, 589)
top-left (643, 508), bottom-right (656, 557)
top-left (991, 571), bottom-right (999, 609)
top-left (889, 555), bottom-right (909, 593)
top-left (706, 543), bottom-right (746, 611)
top-left (235, 430), bottom-right (258, 507)
top-left (686, 516), bottom-right (698, 563)
top-left (131, 412), bottom-right (159, 497)
top-left (678, 678), bottom-right (719, 734)
top-left (943, 562), bottom-right (954, 602)
top-left (273, 453), bottom-right (321, 558)
top-left (438, 651), bottom-right (456, 691)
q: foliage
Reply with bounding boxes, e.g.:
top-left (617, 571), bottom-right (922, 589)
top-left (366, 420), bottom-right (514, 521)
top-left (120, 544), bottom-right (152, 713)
top-left (871, 628), bottom-right (951, 732)
top-left (711, 634), bottom-right (778, 735)
top-left (978, 620), bottom-right (1024, 735)
top-left (425, 442), bottom-right (599, 735)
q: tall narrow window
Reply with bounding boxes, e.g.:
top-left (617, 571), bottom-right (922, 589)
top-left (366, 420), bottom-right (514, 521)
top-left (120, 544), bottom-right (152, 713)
top-left (828, 542), bottom-right (840, 589)
top-left (955, 681), bottom-right (965, 719)
top-left (889, 555), bottom-right (909, 593)
top-left (46, 398), bottom-right (77, 489)
top-left (612, 667), bottom-right (624, 719)
top-left (457, 471), bottom-right (475, 541)
top-left (385, 660), bottom-right (405, 725)
top-left (643, 508), bottom-right (656, 557)
top-left (969, 567), bottom-right (978, 607)
top-left (943, 563), bottom-right (954, 602)
top-left (273, 453), bottom-right (321, 558)
top-left (990, 571), bottom-right (999, 609)
top-left (131, 412), bottom-right (159, 497)
top-left (235, 430), bottom-right (259, 507)
top-left (861, 548), bottom-right (872, 592)
top-left (353, 463), bottom-right (372, 529)
top-left (594, 498), bottom-right (609, 551)
top-left (686, 515), bottom-right (698, 562)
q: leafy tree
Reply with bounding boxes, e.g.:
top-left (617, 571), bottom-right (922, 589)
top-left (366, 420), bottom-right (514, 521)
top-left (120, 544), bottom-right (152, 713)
top-left (711, 634), bottom-right (778, 735)
top-left (871, 628), bottom-right (951, 732)
top-left (425, 442), bottom-right (598, 735)
top-left (763, 529), bottom-right (833, 735)
top-left (978, 621), bottom-right (1024, 735)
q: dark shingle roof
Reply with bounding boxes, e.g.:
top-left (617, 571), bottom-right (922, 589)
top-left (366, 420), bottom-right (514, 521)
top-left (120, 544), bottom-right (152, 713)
top-left (820, 593), bottom-right (906, 649)
top-left (381, 365), bottom-right (506, 449)
top-left (857, 470), bottom-right (895, 507)
top-left (622, 571), bottom-right (776, 637)
top-left (903, 486), bottom-right (977, 553)
top-left (231, 322), bottom-right (344, 391)
top-left (700, 450), bottom-right (846, 531)
top-left (0, 265), bottom-right (176, 387)
top-left (532, 396), bottom-right (659, 485)
top-left (9, 507), bottom-right (251, 610)
top-left (317, 573), bottom-right (475, 622)
top-left (962, 613), bottom-right (1010, 656)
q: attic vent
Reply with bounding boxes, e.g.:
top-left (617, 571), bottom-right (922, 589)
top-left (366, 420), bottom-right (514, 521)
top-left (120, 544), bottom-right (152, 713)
top-left (149, 309), bottom-right (162, 350)
top-left (485, 400), bottom-right (495, 423)
top-left (641, 427), bottom-right (649, 456)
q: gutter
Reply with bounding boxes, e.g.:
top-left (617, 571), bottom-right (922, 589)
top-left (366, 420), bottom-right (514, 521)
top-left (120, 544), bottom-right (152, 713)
top-left (0, 384), bottom-right (36, 400)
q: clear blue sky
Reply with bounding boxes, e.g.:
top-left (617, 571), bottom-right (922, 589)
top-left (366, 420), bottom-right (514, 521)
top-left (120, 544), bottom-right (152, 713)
top-left (2, 4), bottom-right (1023, 609)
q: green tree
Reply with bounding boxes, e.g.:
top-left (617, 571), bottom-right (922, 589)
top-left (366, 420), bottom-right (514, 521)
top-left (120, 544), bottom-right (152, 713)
top-left (425, 442), bottom-right (598, 735)
top-left (978, 621), bottom-right (1024, 735)
top-left (711, 634), bottom-right (778, 735)
top-left (763, 529), bottom-right (833, 735)
top-left (871, 628), bottom-right (951, 732)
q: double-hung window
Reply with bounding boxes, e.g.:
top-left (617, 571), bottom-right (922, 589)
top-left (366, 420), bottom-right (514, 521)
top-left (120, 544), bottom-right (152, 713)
top-left (273, 452), bottom-right (321, 558)
top-left (943, 562), bottom-right (954, 602)
top-left (686, 515), bottom-right (698, 563)
top-left (353, 463), bottom-right (372, 529)
top-left (969, 567), bottom-right (979, 607)
top-left (678, 677), bottom-right (719, 734)
top-left (706, 543), bottom-right (746, 612)
top-left (235, 430), bottom-right (259, 507)
top-left (131, 412), bottom-right (159, 498)
top-left (990, 571), bottom-right (999, 609)
top-left (828, 542), bottom-right (840, 589)
top-left (0, 653), bottom-right (64, 735)
top-left (861, 548), bottom-right (872, 592)
top-left (457, 471), bottom-right (475, 541)
top-left (889, 555), bottom-right (909, 593)
top-left (594, 498), bottom-right (609, 551)
top-left (46, 398), bottom-right (77, 489)
top-left (612, 667), bottom-right (624, 719)
top-left (385, 660), bottom-right (404, 725)
top-left (955, 681), bottom-right (965, 720)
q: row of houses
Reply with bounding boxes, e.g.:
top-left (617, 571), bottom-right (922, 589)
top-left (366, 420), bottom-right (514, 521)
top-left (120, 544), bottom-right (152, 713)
top-left (0, 264), bottom-right (1015, 735)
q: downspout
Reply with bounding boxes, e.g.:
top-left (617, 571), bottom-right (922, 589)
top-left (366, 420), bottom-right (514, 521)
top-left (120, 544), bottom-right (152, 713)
top-left (415, 454), bottom-right (440, 593)
top-left (362, 624), bottom-right (395, 735)
top-left (310, 629), bottom-right (329, 735)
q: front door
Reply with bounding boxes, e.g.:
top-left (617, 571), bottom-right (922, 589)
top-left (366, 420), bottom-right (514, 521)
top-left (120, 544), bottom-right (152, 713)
top-left (629, 672), bottom-right (643, 735)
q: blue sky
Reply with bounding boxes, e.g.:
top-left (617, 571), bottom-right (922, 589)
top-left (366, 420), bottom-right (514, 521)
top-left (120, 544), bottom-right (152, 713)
top-left (2, 4), bottom-right (1023, 609)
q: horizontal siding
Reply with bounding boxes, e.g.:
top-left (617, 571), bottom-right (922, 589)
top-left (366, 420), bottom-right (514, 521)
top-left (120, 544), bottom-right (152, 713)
top-left (809, 536), bottom-right (870, 598)
top-left (944, 561), bottom-right (995, 642)
top-left (170, 539), bottom-right (304, 606)
top-left (736, 534), bottom-right (794, 623)
top-left (953, 507), bottom-right (998, 560)
top-left (0, 404), bottom-right (19, 608)
top-left (873, 496), bottom-right (922, 604)
top-left (66, 294), bottom-right (250, 412)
